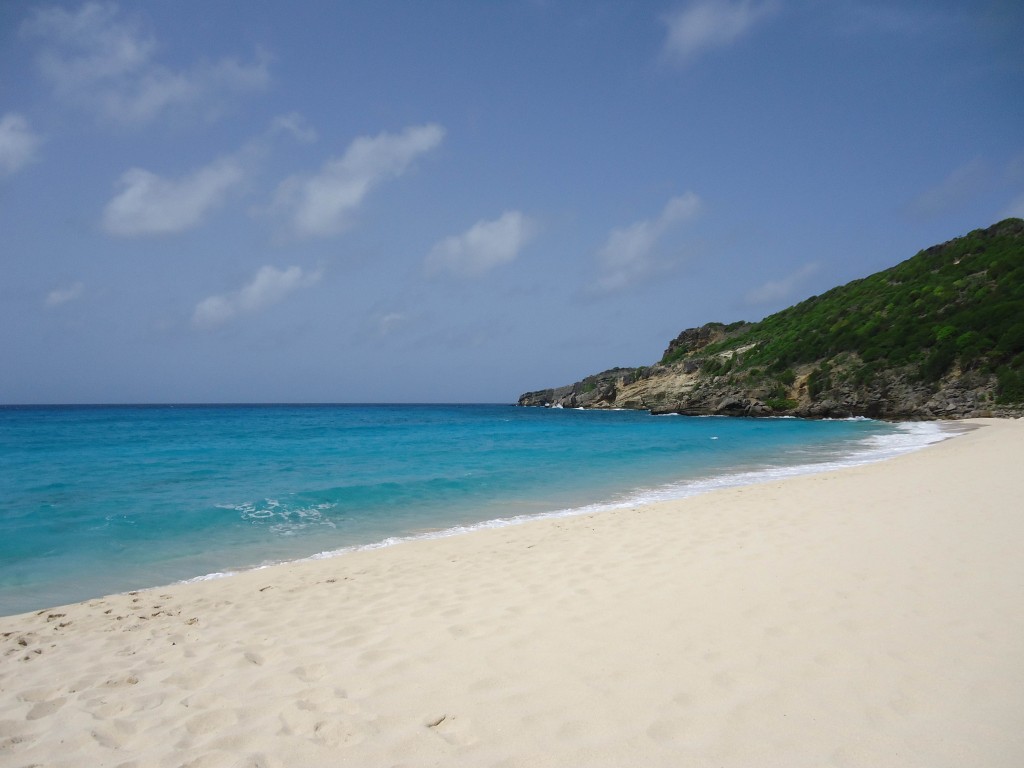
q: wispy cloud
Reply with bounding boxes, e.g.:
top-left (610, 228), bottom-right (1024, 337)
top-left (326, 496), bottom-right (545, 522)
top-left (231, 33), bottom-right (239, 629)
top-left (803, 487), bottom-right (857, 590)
top-left (274, 123), bottom-right (445, 238)
top-left (270, 112), bottom-right (317, 143)
top-left (1002, 193), bottom-right (1024, 220)
top-left (45, 282), bottom-right (84, 307)
top-left (745, 262), bottom-right (818, 305)
top-left (663, 0), bottom-right (779, 64)
top-left (0, 113), bottom-right (42, 175)
top-left (908, 159), bottom-right (988, 218)
top-left (376, 312), bottom-right (406, 336)
top-left (996, 154), bottom-right (1024, 219)
top-left (22, 2), bottom-right (268, 125)
top-left (102, 154), bottom-right (246, 236)
top-left (192, 265), bottom-right (321, 329)
top-left (426, 211), bottom-right (537, 278)
top-left (1005, 152), bottom-right (1024, 182)
top-left (590, 193), bottom-right (702, 294)
top-left (102, 114), bottom-right (319, 236)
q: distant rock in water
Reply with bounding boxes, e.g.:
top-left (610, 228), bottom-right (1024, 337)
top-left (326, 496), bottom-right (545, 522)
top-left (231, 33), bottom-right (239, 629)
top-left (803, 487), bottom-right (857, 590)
top-left (519, 218), bottom-right (1024, 420)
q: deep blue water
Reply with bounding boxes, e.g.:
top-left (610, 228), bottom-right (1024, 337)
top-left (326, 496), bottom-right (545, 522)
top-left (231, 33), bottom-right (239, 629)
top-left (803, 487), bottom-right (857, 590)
top-left (0, 404), bottom-right (947, 616)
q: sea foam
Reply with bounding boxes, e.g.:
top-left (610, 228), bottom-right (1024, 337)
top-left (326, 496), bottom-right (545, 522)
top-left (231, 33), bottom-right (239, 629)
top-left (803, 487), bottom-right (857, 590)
top-left (294, 420), bottom-right (959, 565)
top-left (0, 404), bottom-right (961, 615)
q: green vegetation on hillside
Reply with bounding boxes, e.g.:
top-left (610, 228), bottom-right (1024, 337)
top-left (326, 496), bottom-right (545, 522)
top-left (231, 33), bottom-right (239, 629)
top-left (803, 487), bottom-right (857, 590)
top-left (661, 219), bottom-right (1024, 403)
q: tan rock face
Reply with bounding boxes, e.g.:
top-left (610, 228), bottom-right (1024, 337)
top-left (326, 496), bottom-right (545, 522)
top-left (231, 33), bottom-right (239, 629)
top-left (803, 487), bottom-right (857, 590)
top-left (612, 370), bottom-right (699, 411)
top-left (519, 347), bottom-right (1021, 419)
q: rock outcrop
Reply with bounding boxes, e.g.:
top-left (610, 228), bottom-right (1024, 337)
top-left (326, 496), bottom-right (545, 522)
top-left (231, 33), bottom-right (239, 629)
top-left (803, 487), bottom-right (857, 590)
top-left (518, 219), bottom-right (1024, 420)
top-left (518, 343), bottom-right (1018, 419)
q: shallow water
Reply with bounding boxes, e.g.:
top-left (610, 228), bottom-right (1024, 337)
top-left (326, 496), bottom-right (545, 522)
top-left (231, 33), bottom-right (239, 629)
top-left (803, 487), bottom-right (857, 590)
top-left (0, 404), bottom-right (948, 615)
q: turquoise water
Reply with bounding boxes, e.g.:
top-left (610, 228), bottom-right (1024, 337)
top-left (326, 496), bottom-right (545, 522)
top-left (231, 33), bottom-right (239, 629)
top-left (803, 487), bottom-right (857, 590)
top-left (0, 404), bottom-right (947, 616)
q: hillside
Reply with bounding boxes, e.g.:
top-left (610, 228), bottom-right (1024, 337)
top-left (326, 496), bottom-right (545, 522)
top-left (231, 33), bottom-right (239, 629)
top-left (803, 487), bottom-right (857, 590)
top-left (518, 219), bottom-right (1024, 419)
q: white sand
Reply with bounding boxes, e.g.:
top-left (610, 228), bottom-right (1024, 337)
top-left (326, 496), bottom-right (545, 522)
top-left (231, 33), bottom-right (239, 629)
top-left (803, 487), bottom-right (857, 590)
top-left (1, 418), bottom-right (1022, 768)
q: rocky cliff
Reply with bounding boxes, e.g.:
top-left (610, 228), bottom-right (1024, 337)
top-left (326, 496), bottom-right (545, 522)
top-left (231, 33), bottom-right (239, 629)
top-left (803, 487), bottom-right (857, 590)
top-left (519, 219), bottom-right (1024, 420)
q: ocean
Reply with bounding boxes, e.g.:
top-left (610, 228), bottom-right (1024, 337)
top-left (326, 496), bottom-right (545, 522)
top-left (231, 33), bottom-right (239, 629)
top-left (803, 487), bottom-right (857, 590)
top-left (0, 404), bottom-right (950, 616)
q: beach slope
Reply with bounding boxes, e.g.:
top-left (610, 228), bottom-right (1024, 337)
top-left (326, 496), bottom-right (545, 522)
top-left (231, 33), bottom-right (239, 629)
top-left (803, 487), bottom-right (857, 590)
top-left (2, 418), bottom-right (1022, 767)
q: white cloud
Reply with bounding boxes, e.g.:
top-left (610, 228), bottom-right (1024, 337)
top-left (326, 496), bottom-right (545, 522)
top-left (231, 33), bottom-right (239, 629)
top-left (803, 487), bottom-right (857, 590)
top-left (426, 211), bottom-right (537, 278)
top-left (102, 155), bottom-right (245, 236)
top-left (192, 265), bottom-right (321, 329)
top-left (663, 0), bottom-right (779, 63)
top-left (377, 312), bottom-right (406, 336)
top-left (590, 193), bottom-right (702, 294)
top-left (22, 2), bottom-right (268, 125)
top-left (270, 112), bottom-right (317, 143)
top-left (0, 113), bottom-right (42, 175)
top-left (745, 262), bottom-right (818, 305)
top-left (45, 282), bottom-right (84, 307)
top-left (275, 123), bottom-right (445, 238)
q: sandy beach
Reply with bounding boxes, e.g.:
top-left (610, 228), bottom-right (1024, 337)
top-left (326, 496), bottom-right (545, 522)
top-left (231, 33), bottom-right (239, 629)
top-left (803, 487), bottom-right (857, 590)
top-left (1, 418), bottom-right (1022, 767)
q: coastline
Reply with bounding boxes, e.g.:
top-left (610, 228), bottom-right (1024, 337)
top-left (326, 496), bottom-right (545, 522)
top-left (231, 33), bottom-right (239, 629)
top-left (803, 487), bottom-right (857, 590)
top-left (185, 418), bottom-right (957, 589)
top-left (2, 417), bottom-right (1022, 766)
top-left (0, 409), bottom-right (942, 617)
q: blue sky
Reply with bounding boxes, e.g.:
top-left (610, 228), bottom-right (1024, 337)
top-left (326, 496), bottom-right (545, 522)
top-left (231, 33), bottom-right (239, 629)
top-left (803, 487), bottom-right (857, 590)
top-left (1, 1), bottom-right (1022, 403)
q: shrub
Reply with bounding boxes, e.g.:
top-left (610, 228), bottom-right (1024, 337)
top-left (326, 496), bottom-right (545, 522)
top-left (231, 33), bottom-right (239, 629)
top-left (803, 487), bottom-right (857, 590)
top-left (807, 363), bottom-right (832, 399)
top-left (920, 342), bottom-right (956, 382)
top-left (996, 367), bottom-right (1024, 403)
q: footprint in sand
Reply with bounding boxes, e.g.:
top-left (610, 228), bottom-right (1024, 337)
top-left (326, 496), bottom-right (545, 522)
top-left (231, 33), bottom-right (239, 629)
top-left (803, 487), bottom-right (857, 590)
top-left (425, 713), bottom-right (477, 746)
top-left (0, 719), bottom-right (30, 736)
top-left (294, 687), bottom-right (351, 711)
top-left (17, 687), bottom-right (60, 704)
top-left (185, 709), bottom-right (240, 736)
top-left (102, 674), bottom-right (140, 688)
top-left (231, 753), bottom-right (284, 768)
top-left (90, 719), bottom-right (137, 749)
top-left (0, 719), bottom-right (35, 751)
top-left (646, 717), bottom-right (690, 743)
top-left (277, 690), bottom-right (373, 748)
top-left (292, 664), bottom-right (328, 683)
top-left (0, 734), bottom-right (30, 752)
top-left (26, 697), bottom-right (65, 720)
top-left (312, 718), bottom-right (375, 747)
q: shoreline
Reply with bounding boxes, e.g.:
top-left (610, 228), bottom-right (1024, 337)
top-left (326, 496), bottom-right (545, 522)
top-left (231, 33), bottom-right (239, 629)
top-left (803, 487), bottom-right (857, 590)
top-left (4, 417), bottom-right (958, 615)
top-left (2, 417), bottom-right (1022, 766)
top-left (0, 407), bottom-right (922, 618)
top-left (185, 419), bottom-right (958, 586)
